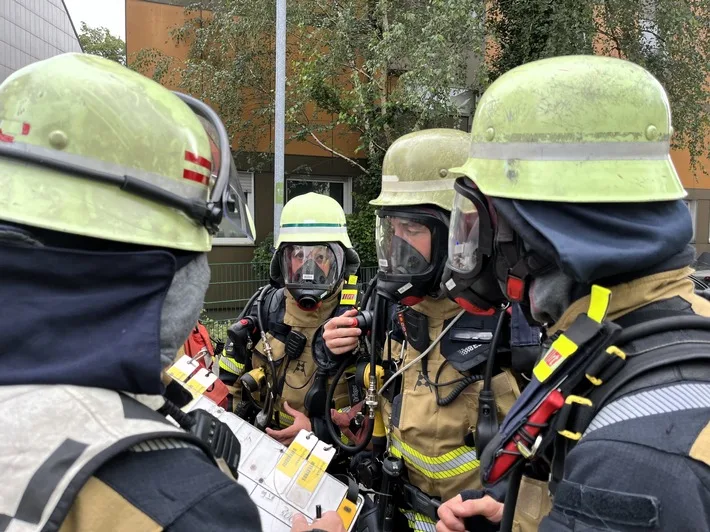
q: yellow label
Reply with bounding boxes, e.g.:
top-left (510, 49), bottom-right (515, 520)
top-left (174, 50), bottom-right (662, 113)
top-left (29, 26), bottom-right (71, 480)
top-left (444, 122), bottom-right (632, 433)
top-left (276, 442), bottom-right (309, 478)
top-left (337, 497), bottom-right (358, 529)
top-left (533, 334), bottom-right (578, 383)
top-left (348, 275), bottom-right (358, 285)
top-left (166, 365), bottom-right (189, 382)
top-left (185, 378), bottom-right (207, 395)
top-left (166, 355), bottom-right (196, 382)
top-left (340, 289), bottom-right (358, 306)
top-left (296, 456), bottom-right (327, 493)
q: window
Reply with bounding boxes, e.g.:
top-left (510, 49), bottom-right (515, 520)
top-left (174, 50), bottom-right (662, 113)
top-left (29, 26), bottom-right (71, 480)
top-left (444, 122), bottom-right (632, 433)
top-left (286, 175), bottom-right (352, 214)
top-left (640, 0), bottom-right (661, 54)
top-left (684, 199), bottom-right (697, 243)
top-left (213, 171), bottom-right (255, 246)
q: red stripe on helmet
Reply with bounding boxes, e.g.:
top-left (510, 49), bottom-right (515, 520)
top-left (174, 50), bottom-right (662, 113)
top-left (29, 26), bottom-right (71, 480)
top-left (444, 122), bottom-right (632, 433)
top-left (183, 169), bottom-right (209, 185)
top-left (185, 150), bottom-right (212, 171)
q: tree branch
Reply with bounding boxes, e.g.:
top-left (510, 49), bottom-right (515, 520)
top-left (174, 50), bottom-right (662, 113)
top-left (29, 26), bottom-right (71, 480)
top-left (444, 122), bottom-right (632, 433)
top-left (641, 27), bottom-right (665, 44)
top-left (600, 0), bottom-right (624, 57)
top-left (309, 132), bottom-right (368, 173)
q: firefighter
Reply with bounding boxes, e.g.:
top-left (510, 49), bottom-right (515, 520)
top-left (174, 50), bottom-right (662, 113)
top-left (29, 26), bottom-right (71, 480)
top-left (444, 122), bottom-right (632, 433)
top-left (323, 129), bottom-right (525, 532)
top-left (436, 55), bottom-right (710, 532)
top-left (220, 192), bottom-right (361, 446)
top-left (0, 52), bottom-right (342, 532)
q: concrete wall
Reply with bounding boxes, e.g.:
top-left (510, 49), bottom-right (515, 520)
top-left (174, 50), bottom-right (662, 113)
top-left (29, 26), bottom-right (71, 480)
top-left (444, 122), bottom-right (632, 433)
top-left (0, 0), bottom-right (82, 83)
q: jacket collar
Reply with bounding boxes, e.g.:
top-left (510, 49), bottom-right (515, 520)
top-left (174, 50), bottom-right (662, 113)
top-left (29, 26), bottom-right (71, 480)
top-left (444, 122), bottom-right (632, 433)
top-left (550, 267), bottom-right (699, 334)
top-left (284, 282), bottom-right (343, 328)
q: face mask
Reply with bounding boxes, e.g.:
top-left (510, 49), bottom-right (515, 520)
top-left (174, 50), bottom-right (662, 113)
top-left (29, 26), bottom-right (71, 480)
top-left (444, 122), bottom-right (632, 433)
top-left (375, 208), bottom-right (448, 306)
top-left (443, 177), bottom-right (505, 314)
top-left (280, 244), bottom-right (345, 310)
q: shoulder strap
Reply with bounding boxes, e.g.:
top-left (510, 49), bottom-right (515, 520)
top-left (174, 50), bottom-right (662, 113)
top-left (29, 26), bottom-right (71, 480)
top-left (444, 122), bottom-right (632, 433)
top-left (549, 312), bottom-right (710, 492)
top-left (261, 287), bottom-right (290, 340)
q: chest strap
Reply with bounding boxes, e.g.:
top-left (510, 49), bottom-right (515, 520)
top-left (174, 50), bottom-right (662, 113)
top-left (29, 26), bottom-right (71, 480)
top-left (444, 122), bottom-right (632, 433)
top-left (549, 315), bottom-right (710, 493)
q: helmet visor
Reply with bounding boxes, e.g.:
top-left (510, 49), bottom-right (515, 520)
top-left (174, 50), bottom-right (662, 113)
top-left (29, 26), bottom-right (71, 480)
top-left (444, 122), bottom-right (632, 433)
top-left (448, 192), bottom-right (481, 274)
top-left (376, 215), bottom-right (433, 276)
top-left (281, 244), bottom-right (345, 287)
top-left (197, 115), bottom-right (255, 242)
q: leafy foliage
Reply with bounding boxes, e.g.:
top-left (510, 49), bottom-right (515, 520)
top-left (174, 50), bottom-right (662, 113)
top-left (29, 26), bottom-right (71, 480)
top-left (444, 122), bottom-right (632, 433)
top-left (130, 0), bottom-right (484, 263)
top-left (78, 22), bottom-right (127, 65)
top-left (251, 232), bottom-right (274, 276)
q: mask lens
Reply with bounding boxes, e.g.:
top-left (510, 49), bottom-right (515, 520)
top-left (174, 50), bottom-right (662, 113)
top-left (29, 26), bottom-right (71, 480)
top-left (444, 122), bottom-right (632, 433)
top-left (281, 244), bottom-right (344, 286)
top-left (448, 193), bottom-right (480, 274)
top-left (376, 215), bottom-right (432, 276)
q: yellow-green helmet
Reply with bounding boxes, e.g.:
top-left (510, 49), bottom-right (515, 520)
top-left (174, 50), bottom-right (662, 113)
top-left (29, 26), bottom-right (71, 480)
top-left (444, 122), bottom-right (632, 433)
top-left (452, 55), bottom-right (686, 202)
top-left (276, 192), bottom-right (352, 248)
top-left (370, 128), bottom-right (470, 211)
top-left (0, 53), bottom-right (254, 251)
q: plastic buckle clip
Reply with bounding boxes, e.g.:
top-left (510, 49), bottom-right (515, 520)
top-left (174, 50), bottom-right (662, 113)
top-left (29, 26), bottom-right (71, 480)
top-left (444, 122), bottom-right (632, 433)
top-left (585, 345), bottom-right (627, 386)
top-left (557, 395), bottom-right (593, 441)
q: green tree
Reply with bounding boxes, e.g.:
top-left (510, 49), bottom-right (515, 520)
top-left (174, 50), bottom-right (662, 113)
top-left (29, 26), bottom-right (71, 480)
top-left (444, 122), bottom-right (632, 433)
top-left (487, 0), bottom-right (710, 174)
top-left (78, 22), bottom-right (127, 65)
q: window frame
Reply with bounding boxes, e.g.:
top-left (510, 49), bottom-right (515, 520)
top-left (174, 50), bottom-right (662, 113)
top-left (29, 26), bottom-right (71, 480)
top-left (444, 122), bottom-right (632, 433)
top-left (684, 199), bottom-right (697, 244)
top-left (213, 170), bottom-right (256, 246)
top-left (285, 175), bottom-right (353, 214)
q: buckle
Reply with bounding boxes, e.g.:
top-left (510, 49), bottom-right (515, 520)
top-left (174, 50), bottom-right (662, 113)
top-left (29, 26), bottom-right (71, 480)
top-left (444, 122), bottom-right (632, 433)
top-left (515, 435), bottom-right (543, 459)
top-left (585, 345), bottom-right (627, 386)
top-left (506, 274), bottom-right (525, 302)
top-left (556, 395), bottom-right (593, 441)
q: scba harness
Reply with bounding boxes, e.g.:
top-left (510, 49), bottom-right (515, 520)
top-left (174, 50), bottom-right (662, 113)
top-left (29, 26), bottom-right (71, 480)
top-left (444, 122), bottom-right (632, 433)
top-left (480, 285), bottom-right (710, 527)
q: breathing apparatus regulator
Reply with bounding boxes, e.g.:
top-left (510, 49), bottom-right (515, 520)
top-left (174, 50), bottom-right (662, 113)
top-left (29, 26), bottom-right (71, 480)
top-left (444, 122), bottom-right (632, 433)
top-left (324, 274), bottom-right (386, 456)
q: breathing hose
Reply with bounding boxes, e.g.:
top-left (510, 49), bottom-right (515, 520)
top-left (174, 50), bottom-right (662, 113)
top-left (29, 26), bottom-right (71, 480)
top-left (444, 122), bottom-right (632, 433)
top-left (378, 309), bottom-right (466, 397)
top-left (325, 288), bottom-right (382, 453)
top-left (254, 284), bottom-right (277, 431)
top-left (238, 286), bottom-right (264, 320)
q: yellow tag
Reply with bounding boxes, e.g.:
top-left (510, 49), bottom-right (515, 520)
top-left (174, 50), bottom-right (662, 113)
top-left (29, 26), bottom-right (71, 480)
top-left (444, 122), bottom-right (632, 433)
top-left (588, 285), bottom-right (612, 323)
top-left (296, 455), bottom-right (327, 492)
top-left (348, 275), bottom-right (359, 285)
top-left (340, 289), bottom-right (358, 306)
top-left (276, 442), bottom-right (309, 478)
top-left (185, 368), bottom-right (217, 395)
top-left (337, 497), bottom-right (358, 529)
top-left (533, 334), bottom-right (578, 383)
top-left (166, 355), bottom-right (197, 382)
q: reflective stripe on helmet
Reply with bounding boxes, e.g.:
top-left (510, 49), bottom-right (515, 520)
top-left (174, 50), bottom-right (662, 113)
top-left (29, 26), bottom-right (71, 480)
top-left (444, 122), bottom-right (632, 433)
top-left (468, 140), bottom-right (670, 162)
top-left (381, 177), bottom-right (457, 192)
top-left (278, 225), bottom-right (349, 236)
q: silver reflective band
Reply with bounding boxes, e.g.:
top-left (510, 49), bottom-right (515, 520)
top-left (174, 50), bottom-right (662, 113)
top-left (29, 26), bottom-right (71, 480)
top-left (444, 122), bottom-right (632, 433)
top-left (468, 141), bottom-right (670, 161)
top-left (381, 177), bottom-right (457, 192)
top-left (584, 382), bottom-right (710, 437)
top-left (402, 510), bottom-right (437, 532)
top-left (278, 225), bottom-right (349, 236)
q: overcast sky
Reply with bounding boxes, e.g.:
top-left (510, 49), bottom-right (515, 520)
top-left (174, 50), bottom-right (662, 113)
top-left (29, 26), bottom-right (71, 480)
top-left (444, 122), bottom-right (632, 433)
top-left (63, 0), bottom-right (126, 40)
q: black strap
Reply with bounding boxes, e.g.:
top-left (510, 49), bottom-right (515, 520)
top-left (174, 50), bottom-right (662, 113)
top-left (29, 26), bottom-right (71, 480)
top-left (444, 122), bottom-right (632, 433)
top-left (400, 482), bottom-right (440, 522)
top-left (549, 313), bottom-right (710, 493)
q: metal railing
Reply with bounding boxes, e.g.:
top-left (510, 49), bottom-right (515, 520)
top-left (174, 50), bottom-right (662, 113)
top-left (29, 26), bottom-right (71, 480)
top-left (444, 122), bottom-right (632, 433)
top-left (202, 262), bottom-right (378, 341)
